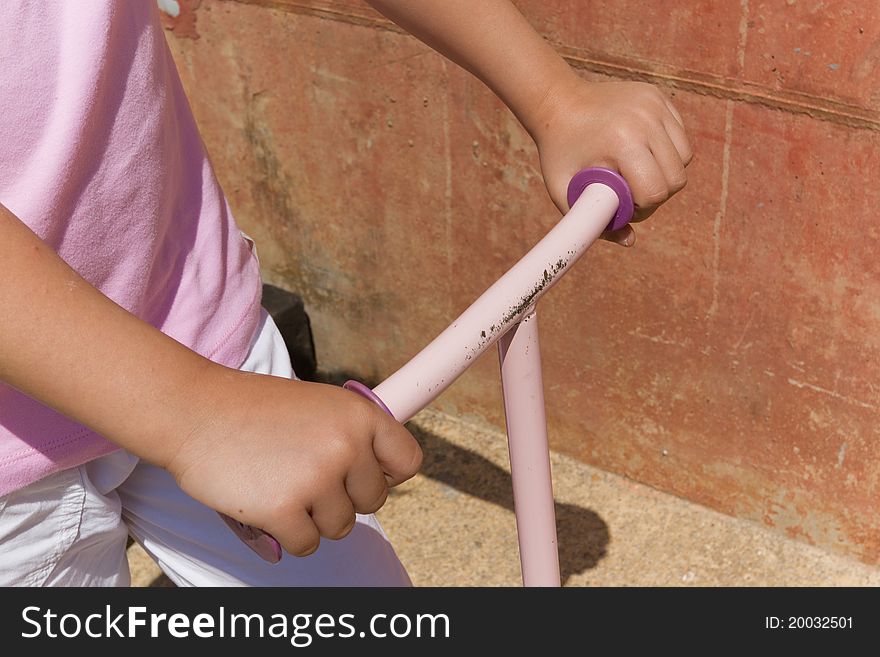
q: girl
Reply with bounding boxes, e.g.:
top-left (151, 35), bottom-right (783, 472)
top-left (0, 0), bottom-right (690, 586)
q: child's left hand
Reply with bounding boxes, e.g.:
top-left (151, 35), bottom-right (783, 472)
top-left (531, 77), bottom-right (693, 247)
top-left (365, 0), bottom-right (692, 246)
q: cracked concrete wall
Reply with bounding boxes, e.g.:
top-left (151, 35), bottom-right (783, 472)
top-left (160, 0), bottom-right (880, 563)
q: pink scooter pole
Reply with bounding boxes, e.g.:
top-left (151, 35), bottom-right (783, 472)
top-left (498, 309), bottom-right (558, 585)
top-left (347, 169), bottom-right (633, 585)
top-left (227, 168), bottom-right (634, 576)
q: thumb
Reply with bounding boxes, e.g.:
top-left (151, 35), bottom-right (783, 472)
top-left (601, 224), bottom-right (635, 247)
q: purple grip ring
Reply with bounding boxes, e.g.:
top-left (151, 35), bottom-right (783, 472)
top-left (343, 380), bottom-right (395, 417)
top-left (223, 171), bottom-right (628, 565)
top-left (566, 168), bottom-right (635, 233)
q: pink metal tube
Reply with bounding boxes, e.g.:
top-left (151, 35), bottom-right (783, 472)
top-left (372, 182), bottom-right (620, 423)
top-left (498, 311), bottom-right (560, 587)
top-left (230, 169), bottom-right (630, 565)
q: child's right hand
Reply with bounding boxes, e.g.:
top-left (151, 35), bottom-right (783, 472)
top-left (531, 78), bottom-right (692, 247)
top-left (165, 369), bottom-right (422, 557)
top-left (2, 204), bottom-right (420, 559)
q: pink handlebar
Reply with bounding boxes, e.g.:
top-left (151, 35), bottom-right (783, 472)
top-left (227, 167), bottom-right (633, 564)
top-left (347, 167), bottom-right (633, 422)
top-left (566, 167), bottom-right (634, 232)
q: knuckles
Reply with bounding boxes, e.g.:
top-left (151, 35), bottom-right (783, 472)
top-left (406, 443), bottom-right (424, 478)
top-left (669, 174), bottom-right (688, 193)
top-left (323, 515), bottom-right (357, 541)
top-left (357, 487), bottom-right (389, 514)
top-left (290, 539), bottom-right (320, 557)
top-left (642, 190), bottom-right (670, 206)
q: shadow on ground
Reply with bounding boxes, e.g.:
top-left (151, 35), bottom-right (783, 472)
top-left (132, 367), bottom-right (609, 586)
top-left (148, 572), bottom-right (175, 587)
top-left (406, 423), bottom-right (609, 584)
top-left (319, 370), bottom-right (610, 583)
top-left (140, 417), bottom-right (610, 586)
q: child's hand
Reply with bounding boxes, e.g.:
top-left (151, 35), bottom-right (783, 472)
top-left (3, 204), bottom-right (420, 560)
top-left (533, 78), bottom-right (692, 247)
top-left (362, 1), bottom-right (691, 246)
top-left (166, 371), bottom-right (422, 556)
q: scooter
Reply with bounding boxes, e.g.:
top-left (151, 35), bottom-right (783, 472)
top-left (224, 167), bottom-right (634, 587)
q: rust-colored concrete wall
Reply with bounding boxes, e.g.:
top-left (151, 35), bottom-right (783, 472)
top-left (161, 0), bottom-right (880, 562)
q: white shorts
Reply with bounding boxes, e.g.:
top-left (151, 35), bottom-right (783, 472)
top-left (0, 310), bottom-right (411, 587)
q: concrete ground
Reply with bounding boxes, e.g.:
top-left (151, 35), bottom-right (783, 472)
top-left (129, 408), bottom-right (880, 587)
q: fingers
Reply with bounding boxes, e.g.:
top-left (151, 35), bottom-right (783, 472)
top-left (278, 479), bottom-right (363, 555)
top-left (618, 144), bottom-right (669, 217)
top-left (601, 224), bottom-right (635, 247)
top-left (616, 120), bottom-right (688, 223)
top-left (650, 131), bottom-right (688, 197)
top-left (274, 509), bottom-right (322, 557)
top-left (663, 97), bottom-right (686, 129)
top-left (309, 482), bottom-right (357, 540)
top-left (658, 91), bottom-right (691, 163)
top-left (344, 452), bottom-right (389, 514)
top-left (274, 459), bottom-right (386, 556)
top-left (663, 113), bottom-right (693, 167)
top-left (606, 90), bottom-right (690, 226)
top-left (282, 419), bottom-right (414, 556)
top-left (370, 413), bottom-right (423, 487)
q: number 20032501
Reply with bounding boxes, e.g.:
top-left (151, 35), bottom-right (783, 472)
top-left (765, 617), bottom-right (852, 630)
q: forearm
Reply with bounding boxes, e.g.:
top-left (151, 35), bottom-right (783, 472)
top-left (365, 0), bottom-right (577, 137)
top-left (367, 0), bottom-right (692, 222)
top-left (0, 204), bottom-right (218, 467)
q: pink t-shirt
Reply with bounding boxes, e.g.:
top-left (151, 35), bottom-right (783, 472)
top-left (0, 3), bottom-right (262, 496)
